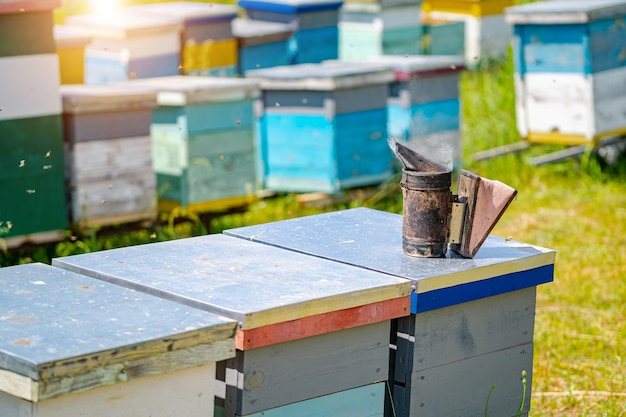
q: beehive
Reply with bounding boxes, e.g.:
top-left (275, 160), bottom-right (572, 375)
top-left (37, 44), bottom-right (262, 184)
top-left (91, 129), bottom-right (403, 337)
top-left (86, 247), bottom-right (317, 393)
top-left (121, 76), bottom-right (260, 213)
top-left (374, 54), bottom-right (465, 168)
top-left (0, 0), bottom-right (68, 249)
top-left (422, 0), bottom-right (514, 67)
top-left (60, 84), bottom-right (158, 230)
top-left (239, 0), bottom-right (343, 64)
top-left (247, 61), bottom-right (395, 193)
top-left (126, 2), bottom-right (239, 77)
top-left (506, 0), bottom-right (626, 145)
top-left (52, 233), bottom-right (412, 417)
top-left (64, 11), bottom-right (182, 84)
top-left (225, 207), bottom-right (556, 417)
top-left (339, 0), bottom-right (424, 60)
top-left (232, 17), bottom-right (295, 74)
top-left (0, 262), bottom-right (236, 417)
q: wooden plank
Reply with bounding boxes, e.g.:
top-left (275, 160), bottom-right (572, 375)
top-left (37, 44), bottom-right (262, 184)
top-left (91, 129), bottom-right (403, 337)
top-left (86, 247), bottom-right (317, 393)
top-left (51, 233), bottom-right (412, 331)
top-left (69, 135), bottom-right (152, 179)
top-left (400, 287), bottom-right (536, 378)
top-left (244, 381), bottom-right (386, 417)
top-left (226, 321), bottom-right (390, 416)
top-left (406, 343), bottom-right (534, 417)
top-left (236, 295), bottom-right (410, 350)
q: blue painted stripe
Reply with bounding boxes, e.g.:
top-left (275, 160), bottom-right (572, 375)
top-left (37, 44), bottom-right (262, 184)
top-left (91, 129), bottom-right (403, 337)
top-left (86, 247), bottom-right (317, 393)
top-left (411, 264), bottom-right (554, 314)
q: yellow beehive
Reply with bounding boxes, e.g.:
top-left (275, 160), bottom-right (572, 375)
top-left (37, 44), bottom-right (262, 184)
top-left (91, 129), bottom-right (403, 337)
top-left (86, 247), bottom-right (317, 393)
top-left (54, 25), bottom-right (92, 84)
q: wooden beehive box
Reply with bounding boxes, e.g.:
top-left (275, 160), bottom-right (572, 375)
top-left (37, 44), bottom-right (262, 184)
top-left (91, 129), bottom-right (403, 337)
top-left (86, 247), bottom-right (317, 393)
top-left (373, 54), bottom-right (465, 169)
top-left (60, 84), bottom-right (158, 230)
top-left (232, 17), bottom-right (295, 74)
top-left (505, 0), bottom-right (626, 145)
top-left (0, 262), bottom-right (236, 417)
top-left (339, 0), bottom-right (424, 61)
top-left (422, 0), bottom-right (513, 67)
top-left (120, 75), bottom-right (260, 213)
top-left (0, 0), bottom-right (68, 249)
top-left (239, 0), bottom-right (343, 64)
top-left (247, 60), bottom-right (395, 193)
top-left (126, 2), bottom-right (239, 77)
top-left (224, 207), bottom-right (556, 417)
top-left (54, 25), bottom-right (92, 84)
top-left (64, 11), bottom-right (182, 84)
top-left (52, 233), bottom-right (412, 417)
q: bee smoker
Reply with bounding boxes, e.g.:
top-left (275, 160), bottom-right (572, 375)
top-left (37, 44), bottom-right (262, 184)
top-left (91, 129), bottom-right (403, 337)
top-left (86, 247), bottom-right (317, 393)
top-left (390, 140), bottom-right (517, 259)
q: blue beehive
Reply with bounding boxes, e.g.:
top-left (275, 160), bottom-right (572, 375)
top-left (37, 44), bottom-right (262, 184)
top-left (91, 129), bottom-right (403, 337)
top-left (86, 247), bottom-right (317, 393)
top-left (232, 17), bottom-right (295, 74)
top-left (225, 207), bottom-right (556, 417)
top-left (375, 54), bottom-right (466, 169)
top-left (239, 0), bottom-right (343, 64)
top-left (247, 61), bottom-right (395, 193)
top-left (506, 0), bottom-right (626, 145)
top-left (119, 76), bottom-right (260, 213)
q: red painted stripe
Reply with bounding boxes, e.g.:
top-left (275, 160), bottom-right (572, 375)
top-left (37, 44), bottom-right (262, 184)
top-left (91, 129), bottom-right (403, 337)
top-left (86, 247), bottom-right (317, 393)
top-left (236, 295), bottom-right (410, 350)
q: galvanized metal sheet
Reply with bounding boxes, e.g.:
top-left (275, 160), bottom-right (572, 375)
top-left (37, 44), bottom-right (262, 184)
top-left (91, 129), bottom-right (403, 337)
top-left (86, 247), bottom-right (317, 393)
top-left (224, 208), bottom-right (555, 298)
top-left (0, 263), bottom-right (235, 380)
top-left (52, 233), bottom-right (411, 330)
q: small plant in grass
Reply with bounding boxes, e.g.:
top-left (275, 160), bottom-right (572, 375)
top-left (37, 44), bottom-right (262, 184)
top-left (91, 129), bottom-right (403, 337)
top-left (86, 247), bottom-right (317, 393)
top-left (485, 370), bottom-right (528, 417)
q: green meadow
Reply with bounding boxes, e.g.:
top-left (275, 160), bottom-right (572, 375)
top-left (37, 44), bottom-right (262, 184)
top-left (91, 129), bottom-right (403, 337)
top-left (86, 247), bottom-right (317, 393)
top-left (2, 16), bottom-right (626, 417)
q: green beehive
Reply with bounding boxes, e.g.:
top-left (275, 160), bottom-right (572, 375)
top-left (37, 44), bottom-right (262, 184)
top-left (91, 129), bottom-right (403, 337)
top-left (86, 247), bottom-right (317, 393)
top-left (0, 0), bottom-right (68, 248)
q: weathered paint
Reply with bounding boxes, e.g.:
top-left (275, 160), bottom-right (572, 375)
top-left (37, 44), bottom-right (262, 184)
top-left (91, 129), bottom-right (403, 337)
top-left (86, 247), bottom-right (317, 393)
top-left (0, 263), bottom-right (236, 416)
top-left (224, 322), bottom-right (390, 416)
top-left (242, 382), bottom-right (386, 417)
top-left (249, 61), bottom-right (394, 192)
top-left (514, 66), bottom-right (626, 143)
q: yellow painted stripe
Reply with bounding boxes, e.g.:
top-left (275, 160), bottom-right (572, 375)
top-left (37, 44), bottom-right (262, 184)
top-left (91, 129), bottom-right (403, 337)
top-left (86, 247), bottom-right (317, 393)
top-left (417, 249), bottom-right (556, 293)
top-left (182, 38), bottom-right (238, 72)
top-left (527, 127), bottom-right (626, 146)
top-left (422, 0), bottom-right (514, 18)
top-left (242, 282), bottom-right (413, 329)
top-left (57, 46), bottom-right (85, 85)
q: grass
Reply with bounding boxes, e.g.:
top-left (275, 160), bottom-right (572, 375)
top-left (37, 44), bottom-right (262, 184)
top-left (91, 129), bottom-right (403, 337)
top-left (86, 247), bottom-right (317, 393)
top-left (2, 49), bottom-right (626, 417)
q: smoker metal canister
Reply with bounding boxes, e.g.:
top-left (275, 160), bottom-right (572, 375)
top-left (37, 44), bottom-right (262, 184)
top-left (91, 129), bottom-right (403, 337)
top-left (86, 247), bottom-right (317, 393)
top-left (400, 168), bottom-right (452, 257)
